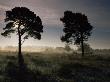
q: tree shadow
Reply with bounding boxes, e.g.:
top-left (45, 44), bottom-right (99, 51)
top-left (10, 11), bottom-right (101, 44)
top-left (4, 58), bottom-right (42, 82)
top-left (4, 57), bottom-right (60, 82)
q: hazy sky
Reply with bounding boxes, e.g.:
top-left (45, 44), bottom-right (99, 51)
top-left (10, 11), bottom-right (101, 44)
top-left (0, 0), bottom-right (110, 49)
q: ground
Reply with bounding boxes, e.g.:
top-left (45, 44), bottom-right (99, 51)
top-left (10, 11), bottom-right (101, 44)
top-left (0, 51), bottom-right (110, 82)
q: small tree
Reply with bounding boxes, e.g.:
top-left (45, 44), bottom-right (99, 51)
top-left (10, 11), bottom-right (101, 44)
top-left (77, 43), bottom-right (93, 55)
top-left (1, 7), bottom-right (43, 68)
top-left (64, 43), bottom-right (71, 52)
top-left (60, 11), bottom-right (93, 57)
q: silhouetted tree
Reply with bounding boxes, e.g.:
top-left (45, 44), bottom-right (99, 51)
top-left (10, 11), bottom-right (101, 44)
top-left (1, 7), bottom-right (43, 69)
top-left (60, 11), bottom-right (93, 56)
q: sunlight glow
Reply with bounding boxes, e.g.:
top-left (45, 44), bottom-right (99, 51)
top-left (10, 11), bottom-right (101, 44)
top-left (14, 24), bottom-right (18, 28)
top-left (13, 21), bottom-right (24, 29)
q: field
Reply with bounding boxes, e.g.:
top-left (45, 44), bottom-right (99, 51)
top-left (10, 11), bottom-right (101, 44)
top-left (0, 51), bottom-right (110, 82)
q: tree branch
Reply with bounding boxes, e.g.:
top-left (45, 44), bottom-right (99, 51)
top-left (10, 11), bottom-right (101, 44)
top-left (21, 38), bottom-right (26, 45)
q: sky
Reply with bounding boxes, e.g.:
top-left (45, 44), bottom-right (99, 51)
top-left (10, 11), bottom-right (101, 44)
top-left (0, 0), bottom-right (110, 49)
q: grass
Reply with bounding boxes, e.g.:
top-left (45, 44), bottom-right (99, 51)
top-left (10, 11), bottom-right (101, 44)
top-left (0, 51), bottom-right (110, 82)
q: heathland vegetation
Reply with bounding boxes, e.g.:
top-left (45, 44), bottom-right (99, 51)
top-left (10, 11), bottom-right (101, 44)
top-left (0, 49), bottom-right (110, 82)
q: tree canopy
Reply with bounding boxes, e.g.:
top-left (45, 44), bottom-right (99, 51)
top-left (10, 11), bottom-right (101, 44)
top-left (1, 7), bottom-right (43, 40)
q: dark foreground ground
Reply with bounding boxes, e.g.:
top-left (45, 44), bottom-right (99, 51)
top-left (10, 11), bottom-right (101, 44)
top-left (0, 51), bottom-right (110, 82)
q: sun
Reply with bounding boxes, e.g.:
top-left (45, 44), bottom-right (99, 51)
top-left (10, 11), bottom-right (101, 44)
top-left (15, 24), bottom-right (19, 28)
top-left (13, 22), bottom-right (24, 29)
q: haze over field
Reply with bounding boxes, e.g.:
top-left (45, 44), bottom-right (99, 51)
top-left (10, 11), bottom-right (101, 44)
top-left (0, 46), bottom-right (68, 52)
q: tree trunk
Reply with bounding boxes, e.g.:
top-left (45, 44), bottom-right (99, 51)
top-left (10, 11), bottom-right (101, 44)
top-left (18, 23), bottom-right (24, 69)
top-left (81, 33), bottom-right (84, 57)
